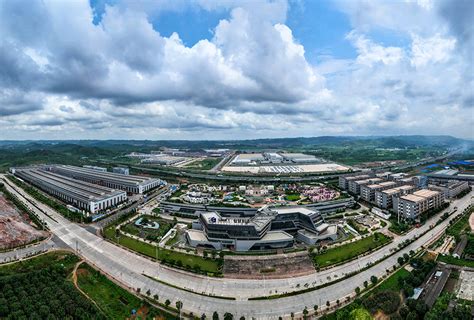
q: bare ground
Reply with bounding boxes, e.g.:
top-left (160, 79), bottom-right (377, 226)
top-left (0, 193), bottom-right (48, 249)
top-left (223, 251), bottom-right (315, 279)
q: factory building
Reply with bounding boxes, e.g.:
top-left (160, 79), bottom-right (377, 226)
top-left (83, 165), bottom-right (107, 172)
top-left (231, 153), bottom-right (265, 165)
top-left (428, 180), bottom-right (470, 199)
top-left (427, 169), bottom-right (474, 184)
top-left (375, 185), bottom-right (415, 209)
top-left (338, 174), bottom-right (371, 190)
top-left (186, 206), bottom-right (339, 251)
top-left (48, 165), bottom-right (163, 194)
top-left (113, 167), bottom-right (130, 175)
top-left (14, 168), bottom-right (127, 214)
top-left (395, 189), bottom-right (444, 220)
top-left (360, 181), bottom-right (398, 202)
top-left (280, 153), bottom-right (318, 163)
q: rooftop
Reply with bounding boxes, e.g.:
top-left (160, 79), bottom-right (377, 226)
top-left (413, 189), bottom-right (440, 198)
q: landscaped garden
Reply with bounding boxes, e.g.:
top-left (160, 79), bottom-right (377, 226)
top-left (121, 215), bottom-right (174, 242)
top-left (313, 233), bottom-right (391, 268)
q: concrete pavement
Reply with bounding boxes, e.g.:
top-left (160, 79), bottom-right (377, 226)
top-left (1, 175), bottom-right (472, 319)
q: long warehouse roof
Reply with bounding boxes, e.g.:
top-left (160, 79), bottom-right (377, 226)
top-left (16, 168), bottom-right (125, 202)
top-left (52, 165), bottom-right (159, 186)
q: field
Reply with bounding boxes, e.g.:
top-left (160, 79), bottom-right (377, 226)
top-left (104, 224), bottom-right (221, 275)
top-left (373, 267), bottom-right (411, 293)
top-left (76, 263), bottom-right (174, 319)
top-left (184, 158), bottom-right (221, 170)
top-left (314, 233), bottom-right (391, 268)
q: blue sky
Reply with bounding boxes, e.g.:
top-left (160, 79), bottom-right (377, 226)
top-left (0, 0), bottom-right (472, 140)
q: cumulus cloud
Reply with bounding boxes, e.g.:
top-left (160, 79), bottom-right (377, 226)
top-left (0, 0), bottom-right (472, 139)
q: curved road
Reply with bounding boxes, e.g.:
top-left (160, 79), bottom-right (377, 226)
top-left (2, 175), bottom-right (472, 319)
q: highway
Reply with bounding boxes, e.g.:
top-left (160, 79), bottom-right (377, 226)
top-left (1, 174), bottom-right (472, 319)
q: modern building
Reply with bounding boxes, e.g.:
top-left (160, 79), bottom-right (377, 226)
top-left (48, 165), bottom-right (163, 194)
top-left (281, 153), bottom-right (318, 163)
top-left (14, 168), bottom-right (127, 214)
top-left (186, 206), bottom-right (339, 251)
top-left (338, 174), bottom-right (371, 190)
top-left (231, 153), bottom-right (265, 165)
top-left (428, 180), bottom-right (470, 199)
top-left (375, 185), bottom-right (415, 209)
top-left (348, 177), bottom-right (383, 195)
top-left (360, 181), bottom-right (397, 202)
top-left (113, 167), bottom-right (130, 175)
top-left (264, 152), bottom-right (284, 163)
top-left (396, 189), bottom-right (444, 219)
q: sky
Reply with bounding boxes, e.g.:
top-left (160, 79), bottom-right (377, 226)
top-left (0, 0), bottom-right (473, 140)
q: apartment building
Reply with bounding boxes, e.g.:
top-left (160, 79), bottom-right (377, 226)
top-left (428, 180), bottom-right (470, 199)
top-left (375, 185), bottom-right (415, 209)
top-left (348, 177), bottom-right (383, 195)
top-left (338, 174), bottom-right (370, 190)
top-left (360, 181), bottom-right (398, 202)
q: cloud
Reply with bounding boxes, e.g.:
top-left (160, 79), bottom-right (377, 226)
top-left (0, 0), bottom-right (472, 139)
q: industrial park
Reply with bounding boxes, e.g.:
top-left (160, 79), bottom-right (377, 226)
top-left (1, 139), bottom-right (473, 319)
top-left (1, 0), bottom-right (473, 318)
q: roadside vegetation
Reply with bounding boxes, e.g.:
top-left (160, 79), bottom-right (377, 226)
top-left (103, 219), bottom-right (222, 276)
top-left (312, 233), bottom-right (391, 268)
top-left (76, 263), bottom-right (174, 319)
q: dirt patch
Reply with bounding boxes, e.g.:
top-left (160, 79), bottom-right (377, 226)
top-left (373, 310), bottom-right (390, 320)
top-left (223, 251), bottom-right (315, 279)
top-left (0, 193), bottom-right (48, 249)
top-left (76, 268), bottom-right (90, 277)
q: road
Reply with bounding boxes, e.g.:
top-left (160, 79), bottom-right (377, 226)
top-left (1, 175), bottom-right (472, 319)
top-left (0, 238), bottom-right (57, 264)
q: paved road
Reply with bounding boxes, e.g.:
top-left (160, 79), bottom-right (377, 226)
top-left (2, 175), bottom-right (472, 319)
top-left (0, 238), bottom-right (57, 264)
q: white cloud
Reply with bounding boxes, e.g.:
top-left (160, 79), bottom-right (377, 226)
top-left (410, 33), bottom-right (456, 68)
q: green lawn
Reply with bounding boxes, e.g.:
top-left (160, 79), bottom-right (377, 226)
top-left (104, 226), bottom-right (221, 275)
top-left (437, 255), bottom-right (474, 268)
top-left (76, 263), bottom-right (174, 320)
top-left (314, 233), bottom-right (391, 268)
top-left (285, 194), bottom-right (301, 201)
top-left (447, 211), bottom-right (472, 237)
top-left (373, 267), bottom-right (411, 293)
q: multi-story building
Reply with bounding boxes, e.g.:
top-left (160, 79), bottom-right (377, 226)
top-left (48, 165), bottom-right (163, 194)
top-left (396, 189), bottom-right (444, 219)
top-left (186, 206), bottom-right (339, 251)
top-left (360, 181), bottom-right (397, 202)
top-left (348, 178), bottom-right (383, 195)
top-left (428, 180), bottom-right (470, 199)
top-left (338, 174), bottom-right (370, 190)
top-left (375, 185), bottom-right (415, 209)
top-left (14, 168), bottom-right (127, 214)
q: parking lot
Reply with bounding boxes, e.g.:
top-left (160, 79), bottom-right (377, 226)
top-left (457, 270), bottom-right (474, 301)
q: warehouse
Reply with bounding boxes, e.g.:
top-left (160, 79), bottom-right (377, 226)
top-left (48, 165), bottom-right (163, 194)
top-left (14, 168), bottom-right (127, 214)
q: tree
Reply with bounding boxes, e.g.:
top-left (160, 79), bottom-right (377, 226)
top-left (290, 312), bottom-right (294, 319)
top-left (201, 313), bottom-right (207, 320)
top-left (176, 301), bottom-right (183, 311)
top-left (165, 299), bottom-right (171, 307)
top-left (153, 294), bottom-right (159, 301)
top-left (326, 301), bottom-right (330, 307)
top-left (370, 276), bottom-right (378, 285)
top-left (355, 286), bottom-right (361, 295)
top-left (398, 256), bottom-right (405, 266)
top-left (313, 305), bottom-right (318, 313)
top-left (146, 289), bottom-right (151, 296)
top-left (363, 280), bottom-right (368, 288)
top-left (223, 312), bottom-right (233, 320)
top-left (213, 311), bottom-right (219, 320)
top-left (303, 307), bottom-right (308, 319)
top-left (239, 317), bottom-right (245, 320)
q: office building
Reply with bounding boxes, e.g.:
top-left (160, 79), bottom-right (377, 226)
top-left (396, 189), bottom-right (444, 219)
top-left (360, 181), bottom-right (397, 202)
top-left (428, 180), bottom-right (470, 199)
top-left (14, 168), bottom-right (127, 214)
top-left (48, 165), bottom-right (163, 194)
top-left (186, 206), bottom-right (339, 251)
